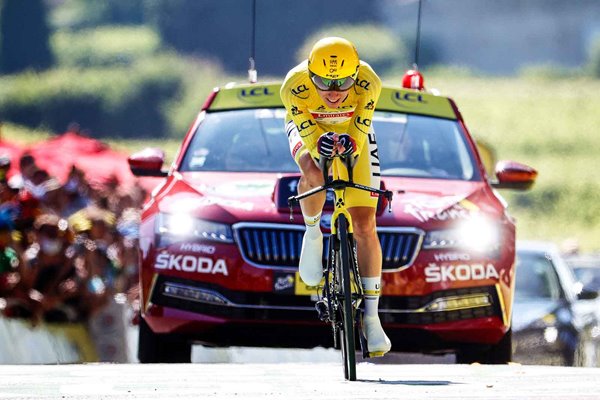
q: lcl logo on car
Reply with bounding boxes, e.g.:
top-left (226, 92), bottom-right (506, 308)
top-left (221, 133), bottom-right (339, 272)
top-left (391, 91), bottom-right (428, 108)
top-left (237, 87), bottom-right (275, 103)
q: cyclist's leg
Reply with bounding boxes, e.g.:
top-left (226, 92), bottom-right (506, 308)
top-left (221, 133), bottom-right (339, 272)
top-left (343, 128), bottom-right (381, 280)
top-left (288, 120), bottom-right (325, 286)
top-left (345, 131), bottom-right (391, 356)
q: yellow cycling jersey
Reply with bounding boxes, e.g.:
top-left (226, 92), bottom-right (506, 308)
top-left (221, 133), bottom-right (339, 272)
top-left (280, 60), bottom-right (382, 162)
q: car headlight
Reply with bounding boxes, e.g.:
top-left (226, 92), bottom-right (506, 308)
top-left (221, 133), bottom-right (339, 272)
top-left (156, 213), bottom-right (233, 244)
top-left (423, 215), bottom-right (500, 253)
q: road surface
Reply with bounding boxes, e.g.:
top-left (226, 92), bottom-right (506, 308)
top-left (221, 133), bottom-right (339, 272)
top-left (1, 362), bottom-right (600, 399)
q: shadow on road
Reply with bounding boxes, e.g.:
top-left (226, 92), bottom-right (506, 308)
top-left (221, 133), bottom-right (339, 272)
top-left (359, 379), bottom-right (461, 386)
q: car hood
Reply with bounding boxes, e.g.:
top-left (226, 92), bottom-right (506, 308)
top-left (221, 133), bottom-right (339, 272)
top-left (158, 172), bottom-right (499, 226)
top-left (512, 298), bottom-right (560, 332)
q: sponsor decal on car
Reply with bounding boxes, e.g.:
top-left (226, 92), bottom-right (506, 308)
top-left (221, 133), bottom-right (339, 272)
top-left (179, 243), bottom-right (216, 254)
top-left (273, 272), bottom-right (295, 294)
top-left (195, 196), bottom-right (254, 211)
top-left (237, 86), bottom-right (276, 103)
top-left (403, 195), bottom-right (479, 223)
top-left (213, 181), bottom-right (274, 197)
top-left (392, 91), bottom-right (428, 106)
top-left (154, 252), bottom-right (229, 275)
top-left (434, 253), bottom-right (472, 262)
top-left (424, 263), bottom-right (499, 283)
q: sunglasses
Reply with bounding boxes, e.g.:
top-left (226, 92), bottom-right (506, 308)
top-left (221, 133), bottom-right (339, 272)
top-left (310, 72), bottom-right (356, 91)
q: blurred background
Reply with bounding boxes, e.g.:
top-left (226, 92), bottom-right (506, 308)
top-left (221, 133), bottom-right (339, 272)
top-left (0, 0), bottom-right (600, 364)
top-left (1, 0), bottom-right (599, 248)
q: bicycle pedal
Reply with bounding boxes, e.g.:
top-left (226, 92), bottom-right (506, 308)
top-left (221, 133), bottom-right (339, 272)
top-left (315, 300), bottom-right (330, 322)
top-left (368, 351), bottom-right (387, 358)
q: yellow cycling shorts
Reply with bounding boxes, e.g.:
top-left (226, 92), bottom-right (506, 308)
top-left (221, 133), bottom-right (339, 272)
top-left (287, 121), bottom-right (381, 209)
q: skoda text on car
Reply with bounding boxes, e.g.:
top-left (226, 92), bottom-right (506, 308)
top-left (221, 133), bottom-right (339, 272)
top-left (129, 74), bottom-right (537, 363)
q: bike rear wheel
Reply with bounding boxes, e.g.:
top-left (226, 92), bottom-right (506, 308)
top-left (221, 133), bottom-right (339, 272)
top-left (336, 214), bottom-right (357, 381)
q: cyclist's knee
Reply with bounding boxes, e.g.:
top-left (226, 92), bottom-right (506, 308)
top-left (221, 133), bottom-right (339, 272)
top-left (299, 153), bottom-right (324, 187)
top-left (349, 209), bottom-right (377, 237)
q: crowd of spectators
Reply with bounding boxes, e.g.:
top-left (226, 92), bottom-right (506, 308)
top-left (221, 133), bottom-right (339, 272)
top-left (0, 151), bottom-right (144, 325)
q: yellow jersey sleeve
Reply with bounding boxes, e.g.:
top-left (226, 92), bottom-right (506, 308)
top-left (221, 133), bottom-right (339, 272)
top-left (346, 61), bottom-right (381, 157)
top-left (280, 61), bottom-right (327, 159)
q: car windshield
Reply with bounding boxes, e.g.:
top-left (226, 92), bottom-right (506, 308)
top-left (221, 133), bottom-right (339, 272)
top-left (515, 252), bottom-right (563, 300)
top-left (571, 266), bottom-right (600, 292)
top-left (180, 108), bottom-right (480, 180)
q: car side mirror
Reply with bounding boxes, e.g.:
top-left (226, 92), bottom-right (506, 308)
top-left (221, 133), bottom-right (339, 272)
top-left (577, 287), bottom-right (599, 301)
top-left (128, 148), bottom-right (168, 177)
top-left (491, 160), bottom-right (537, 190)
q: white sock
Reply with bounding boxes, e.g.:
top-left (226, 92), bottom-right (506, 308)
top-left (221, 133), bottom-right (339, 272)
top-left (303, 212), bottom-right (322, 239)
top-left (361, 277), bottom-right (381, 318)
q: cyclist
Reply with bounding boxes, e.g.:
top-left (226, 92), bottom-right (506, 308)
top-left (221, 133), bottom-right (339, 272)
top-left (280, 37), bottom-right (391, 356)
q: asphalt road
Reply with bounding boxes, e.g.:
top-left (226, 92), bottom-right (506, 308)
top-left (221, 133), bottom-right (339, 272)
top-left (1, 362), bottom-right (600, 400)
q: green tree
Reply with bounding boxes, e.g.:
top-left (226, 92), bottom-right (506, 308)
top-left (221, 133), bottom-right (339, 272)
top-left (0, 0), bottom-right (54, 74)
top-left (52, 0), bottom-right (146, 29)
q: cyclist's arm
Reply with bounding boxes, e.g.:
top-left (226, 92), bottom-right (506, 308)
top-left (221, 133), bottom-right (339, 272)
top-left (280, 70), bottom-right (326, 160)
top-left (346, 62), bottom-right (382, 158)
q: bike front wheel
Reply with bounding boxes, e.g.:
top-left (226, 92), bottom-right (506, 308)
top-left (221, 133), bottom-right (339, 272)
top-left (336, 214), bottom-right (357, 381)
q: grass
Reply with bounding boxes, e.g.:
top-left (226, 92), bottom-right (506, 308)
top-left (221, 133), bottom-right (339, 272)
top-left (4, 74), bottom-right (600, 251)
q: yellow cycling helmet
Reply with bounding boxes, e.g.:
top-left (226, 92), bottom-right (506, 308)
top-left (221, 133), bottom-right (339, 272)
top-left (308, 37), bottom-right (360, 80)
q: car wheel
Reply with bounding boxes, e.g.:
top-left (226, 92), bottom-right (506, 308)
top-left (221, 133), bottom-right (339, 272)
top-left (138, 317), bottom-right (192, 363)
top-left (573, 335), bottom-right (598, 367)
top-left (456, 329), bottom-right (513, 364)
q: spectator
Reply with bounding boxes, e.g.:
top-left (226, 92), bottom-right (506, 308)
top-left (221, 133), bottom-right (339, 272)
top-left (0, 154), bottom-right (10, 182)
top-left (22, 213), bottom-right (103, 322)
top-left (0, 210), bottom-right (36, 320)
top-left (62, 165), bottom-right (91, 216)
top-left (0, 216), bottom-right (20, 299)
top-left (1, 149), bottom-right (144, 326)
top-left (70, 206), bottom-right (121, 294)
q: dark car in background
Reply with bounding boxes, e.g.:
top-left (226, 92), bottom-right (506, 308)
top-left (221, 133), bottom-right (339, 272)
top-left (513, 241), bottom-right (600, 366)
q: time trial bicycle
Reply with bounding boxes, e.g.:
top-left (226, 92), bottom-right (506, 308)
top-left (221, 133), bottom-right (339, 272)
top-left (288, 156), bottom-right (393, 381)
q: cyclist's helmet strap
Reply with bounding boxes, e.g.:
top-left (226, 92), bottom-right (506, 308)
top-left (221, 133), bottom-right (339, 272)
top-left (308, 37), bottom-right (360, 80)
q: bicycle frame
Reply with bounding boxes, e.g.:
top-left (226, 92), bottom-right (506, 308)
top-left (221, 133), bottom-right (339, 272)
top-left (288, 155), bottom-right (393, 381)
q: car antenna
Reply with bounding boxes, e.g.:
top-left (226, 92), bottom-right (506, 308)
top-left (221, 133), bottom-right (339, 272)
top-left (402, 0), bottom-right (426, 91)
top-left (413, 0), bottom-right (423, 71)
top-left (248, 0), bottom-right (258, 83)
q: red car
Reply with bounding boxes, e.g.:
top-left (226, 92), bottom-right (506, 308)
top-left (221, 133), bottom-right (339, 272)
top-left (129, 75), bottom-right (537, 363)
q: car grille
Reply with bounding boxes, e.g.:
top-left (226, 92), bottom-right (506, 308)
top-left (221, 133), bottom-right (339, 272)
top-left (233, 223), bottom-right (423, 271)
